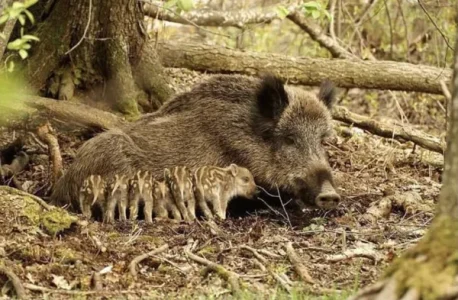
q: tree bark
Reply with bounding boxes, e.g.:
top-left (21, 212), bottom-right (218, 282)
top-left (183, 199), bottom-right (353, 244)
top-left (351, 3), bottom-right (458, 299)
top-left (143, 2), bottom-right (298, 28)
top-left (19, 0), bottom-right (172, 116)
top-left (156, 41), bottom-right (451, 94)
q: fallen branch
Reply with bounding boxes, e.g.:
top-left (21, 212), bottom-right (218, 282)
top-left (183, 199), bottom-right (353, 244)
top-left (24, 283), bottom-right (164, 295)
top-left (285, 242), bottom-right (315, 284)
top-left (184, 249), bottom-right (242, 296)
top-left (37, 122), bottom-right (63, 184)
top-left (157, 41), bottom-right (452, 94)
top-left (144, 2), bottom-right (298, 28)
top-left (325, 248), bottom-right (378, 263)
top-left (333, 106), bottom-right (445, 154)
top-left (287, 11), bottom-right (356, 60)
top-left (128, 243), bottom-right (169, 277)
top-left (24, 96), bottom-right (124, 131)
top-left (241, 245), bottom-right (268, 264)
top-left (0, 264), bottom-right (27, 299)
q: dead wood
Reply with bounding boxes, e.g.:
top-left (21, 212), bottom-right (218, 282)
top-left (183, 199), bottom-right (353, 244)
top-left (0, 151), bottom-right (29, 179)
top-left (287, 11), bottom-right (357, 60)
top-left (157, 41), bottom-right (451, 95)
top-left (24, 283), bottom-right (164, 295)
top-left (333, 106), bottom-right (445, 154)
top-left (240, 245), bottom-right (268, 264)
top-left (23, 96), bottom-right (124, 131)
top-left (128, 243), bottom-right (169, 277)
top-left (37, 122), bottom-right (63, 184)
top-left (184, 249), bottom-right (242, 296)
top-left (144, 2), bottom-right (298, 28)
top-left (0, 185), bottom-right (52, 211)
top-left (0, 264), bottom-right (27, 299)
top-left (285, 242), bottom-right (315, 284)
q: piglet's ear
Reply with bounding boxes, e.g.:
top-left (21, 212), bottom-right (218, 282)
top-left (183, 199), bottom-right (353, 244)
top-left (318, 79), bottom-right (337, 109)
top-left (257, 74), bottom-right (289, 121)
top-left (229, 164), bottom-right (238, 176)
top-left (164, 168), bottom-right (171, 179)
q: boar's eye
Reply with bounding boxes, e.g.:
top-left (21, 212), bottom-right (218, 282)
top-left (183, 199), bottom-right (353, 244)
top-left (284, 135), bottom-right (296, 146)
top-left (242, 176), bottom-right (250, 183)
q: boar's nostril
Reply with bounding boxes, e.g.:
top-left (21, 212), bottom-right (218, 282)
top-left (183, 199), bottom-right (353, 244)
top-left (316, 192), bottom-right (341, 209)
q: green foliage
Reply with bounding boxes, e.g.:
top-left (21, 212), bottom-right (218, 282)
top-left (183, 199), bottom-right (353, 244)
top-left (302, 1), bottom-right (331, 20)
top-left (0, 72), bottom-right (29, 120)
top-left (276, 5), bottom-right (290, 20)
top-left (165, 0), bottom-right (194, 14)
top-left (0, 0), bottom-right (39, 71)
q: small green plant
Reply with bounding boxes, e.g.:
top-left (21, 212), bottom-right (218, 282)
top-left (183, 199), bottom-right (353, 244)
top-left (164, 0), bottom-right (194, 13)
top-left (0, 0), bottom-right (39, 71)
top-left (302, 1), bottom-right (331, 20)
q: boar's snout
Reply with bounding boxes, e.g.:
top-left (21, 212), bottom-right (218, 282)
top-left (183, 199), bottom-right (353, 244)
top-left (292, 164), bottom-right (340, 210)
top-left (315, 181), bottom-right (341, 209)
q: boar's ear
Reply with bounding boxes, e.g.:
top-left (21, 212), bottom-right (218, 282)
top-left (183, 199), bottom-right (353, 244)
top-left (257, 75), bottom-right (289, 121)
top-left (318, 79), bottom-right (336, 109)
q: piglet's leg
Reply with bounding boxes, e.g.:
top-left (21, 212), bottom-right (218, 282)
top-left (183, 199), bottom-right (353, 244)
top-left (186, 194), bottom-right (196, 221)
top-left (195, 188), bottom-right (213, 220)
top-left (80, 195), bottom-right (92, 219)
top-left (104, 196), bottom-right (117, 224)
top-left (129, 195), bottom-right (140, 221)
top-left (143, 195), bottom-right (153, 224)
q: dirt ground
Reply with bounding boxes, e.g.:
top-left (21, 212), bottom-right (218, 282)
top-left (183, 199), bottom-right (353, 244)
top-left (0, 69), bottom-right (444, 299)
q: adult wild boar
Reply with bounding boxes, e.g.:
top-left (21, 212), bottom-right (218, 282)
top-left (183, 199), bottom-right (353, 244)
top-left (50, 74), bottom-right (340, 212)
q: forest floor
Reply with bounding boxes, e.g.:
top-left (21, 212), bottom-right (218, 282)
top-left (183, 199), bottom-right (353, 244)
top-left (0, 69), bottom-right (444, 299)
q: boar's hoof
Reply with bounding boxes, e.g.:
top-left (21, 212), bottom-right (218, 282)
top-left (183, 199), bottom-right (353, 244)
top-left (315, 192), bottom-right (341, 209)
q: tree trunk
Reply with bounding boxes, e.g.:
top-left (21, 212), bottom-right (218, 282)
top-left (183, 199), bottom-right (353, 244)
top-left (351, 4), bottom-right (458, 300)
top-left (20, 0), bottom-right (172, 117)
top-left (156, 41), bottom-right (451, 94)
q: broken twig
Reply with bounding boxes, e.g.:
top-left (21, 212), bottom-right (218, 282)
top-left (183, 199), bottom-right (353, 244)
top-left (185, 249), bottom-right (242, 296)
top-left (128, 243), bottom-right (169, 277)
top-left (0, 264), bottom-right (27, 299)
top-left (285, 242), bottom-right (315, 284)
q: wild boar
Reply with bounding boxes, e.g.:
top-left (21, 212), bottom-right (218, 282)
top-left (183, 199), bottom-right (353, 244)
top-left (165, 166), bottom-right (196, 221)
top-left (78, 175), bottom-right (106, 219)
top-left (52, 74), bottom-right (340, 215)
top-left (193, 163), bottom-right (257, 220)
top-left (153, 178), bottom-right (182, 221)
top-left (128, 170), bottom-right (153, 221)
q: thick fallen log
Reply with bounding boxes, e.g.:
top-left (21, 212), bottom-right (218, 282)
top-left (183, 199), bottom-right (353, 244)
top-left (333, 106), bottom-right (445, 154)
top-left (156, 41), bottom-right (451, 95)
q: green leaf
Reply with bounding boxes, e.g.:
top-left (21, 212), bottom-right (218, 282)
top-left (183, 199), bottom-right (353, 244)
top-left (311, 10), bottom-right (320, 19)
top-left (12, 2), bottom-right (25, 9)
top-left (21, 34), bottom-right (40, 41)
top-left (24, 0), bottom-right (39, 8)
top-left (276, 5), bottom-right (290, 19)
top-left (22, 43), bottom-right (31, 50)
top-left (323, 10), bottom-right (331, 20)
top-left (303, 1), bottom-right (320, 10)
top-left (7, 61), bottom-right (15, 72)
top-left (164, 0), bottom-right (178, 9)
top-left (17, 14), bottom-right (26, 25)
top-left (19, 49), bottom-right (28, 59)
top-left (0, 14), bottom-right (9, 25)
top-left (24, 9), bottom-right (35, 24)
top-left (177, 0), bottom-right (193, 11)
top-left (7, 39), bottom-right (25, 50)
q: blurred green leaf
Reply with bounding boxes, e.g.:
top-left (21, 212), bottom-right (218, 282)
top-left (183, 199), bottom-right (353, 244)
top-left (0, 72), bottom-right (30, 120)
top-left (24, 9), bottom-right (35, 24)
top-left (311, 10), bottom-right (320, 19)
top-left (0, 15), bottom-right (9, 25)
top-left (164, 0), bottom-right (178, 9)
top-left (18, 49), bottom-right (28, 59)
top-left (276, 5), bottom-right (290, 19)
top-left (303, 1), bottom-right (320, 10)
top-left (17, 14), bottom-right (26, 25)
top-left (177, 0), bottom-right (193, 11)
top-left (21, 34), bottom-right (40, 41)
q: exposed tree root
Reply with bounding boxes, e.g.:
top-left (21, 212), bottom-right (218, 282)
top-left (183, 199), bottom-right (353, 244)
top-left (285, 242), bottom-right (315, 284)
top-left (24, 96), bottom-right (124, 131)
top-left (185, 248), bottom-right (242, 296)
top-left (128, 243), bottom-right (169, 277)
top-left (241, 245), bottom-right (268, 264)
top-left (37, 122), bottom-right (63, 184)
top-left (333, 106), bottom-right (445, 154)
top-left (0, 263), bottom-right (27, 299)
